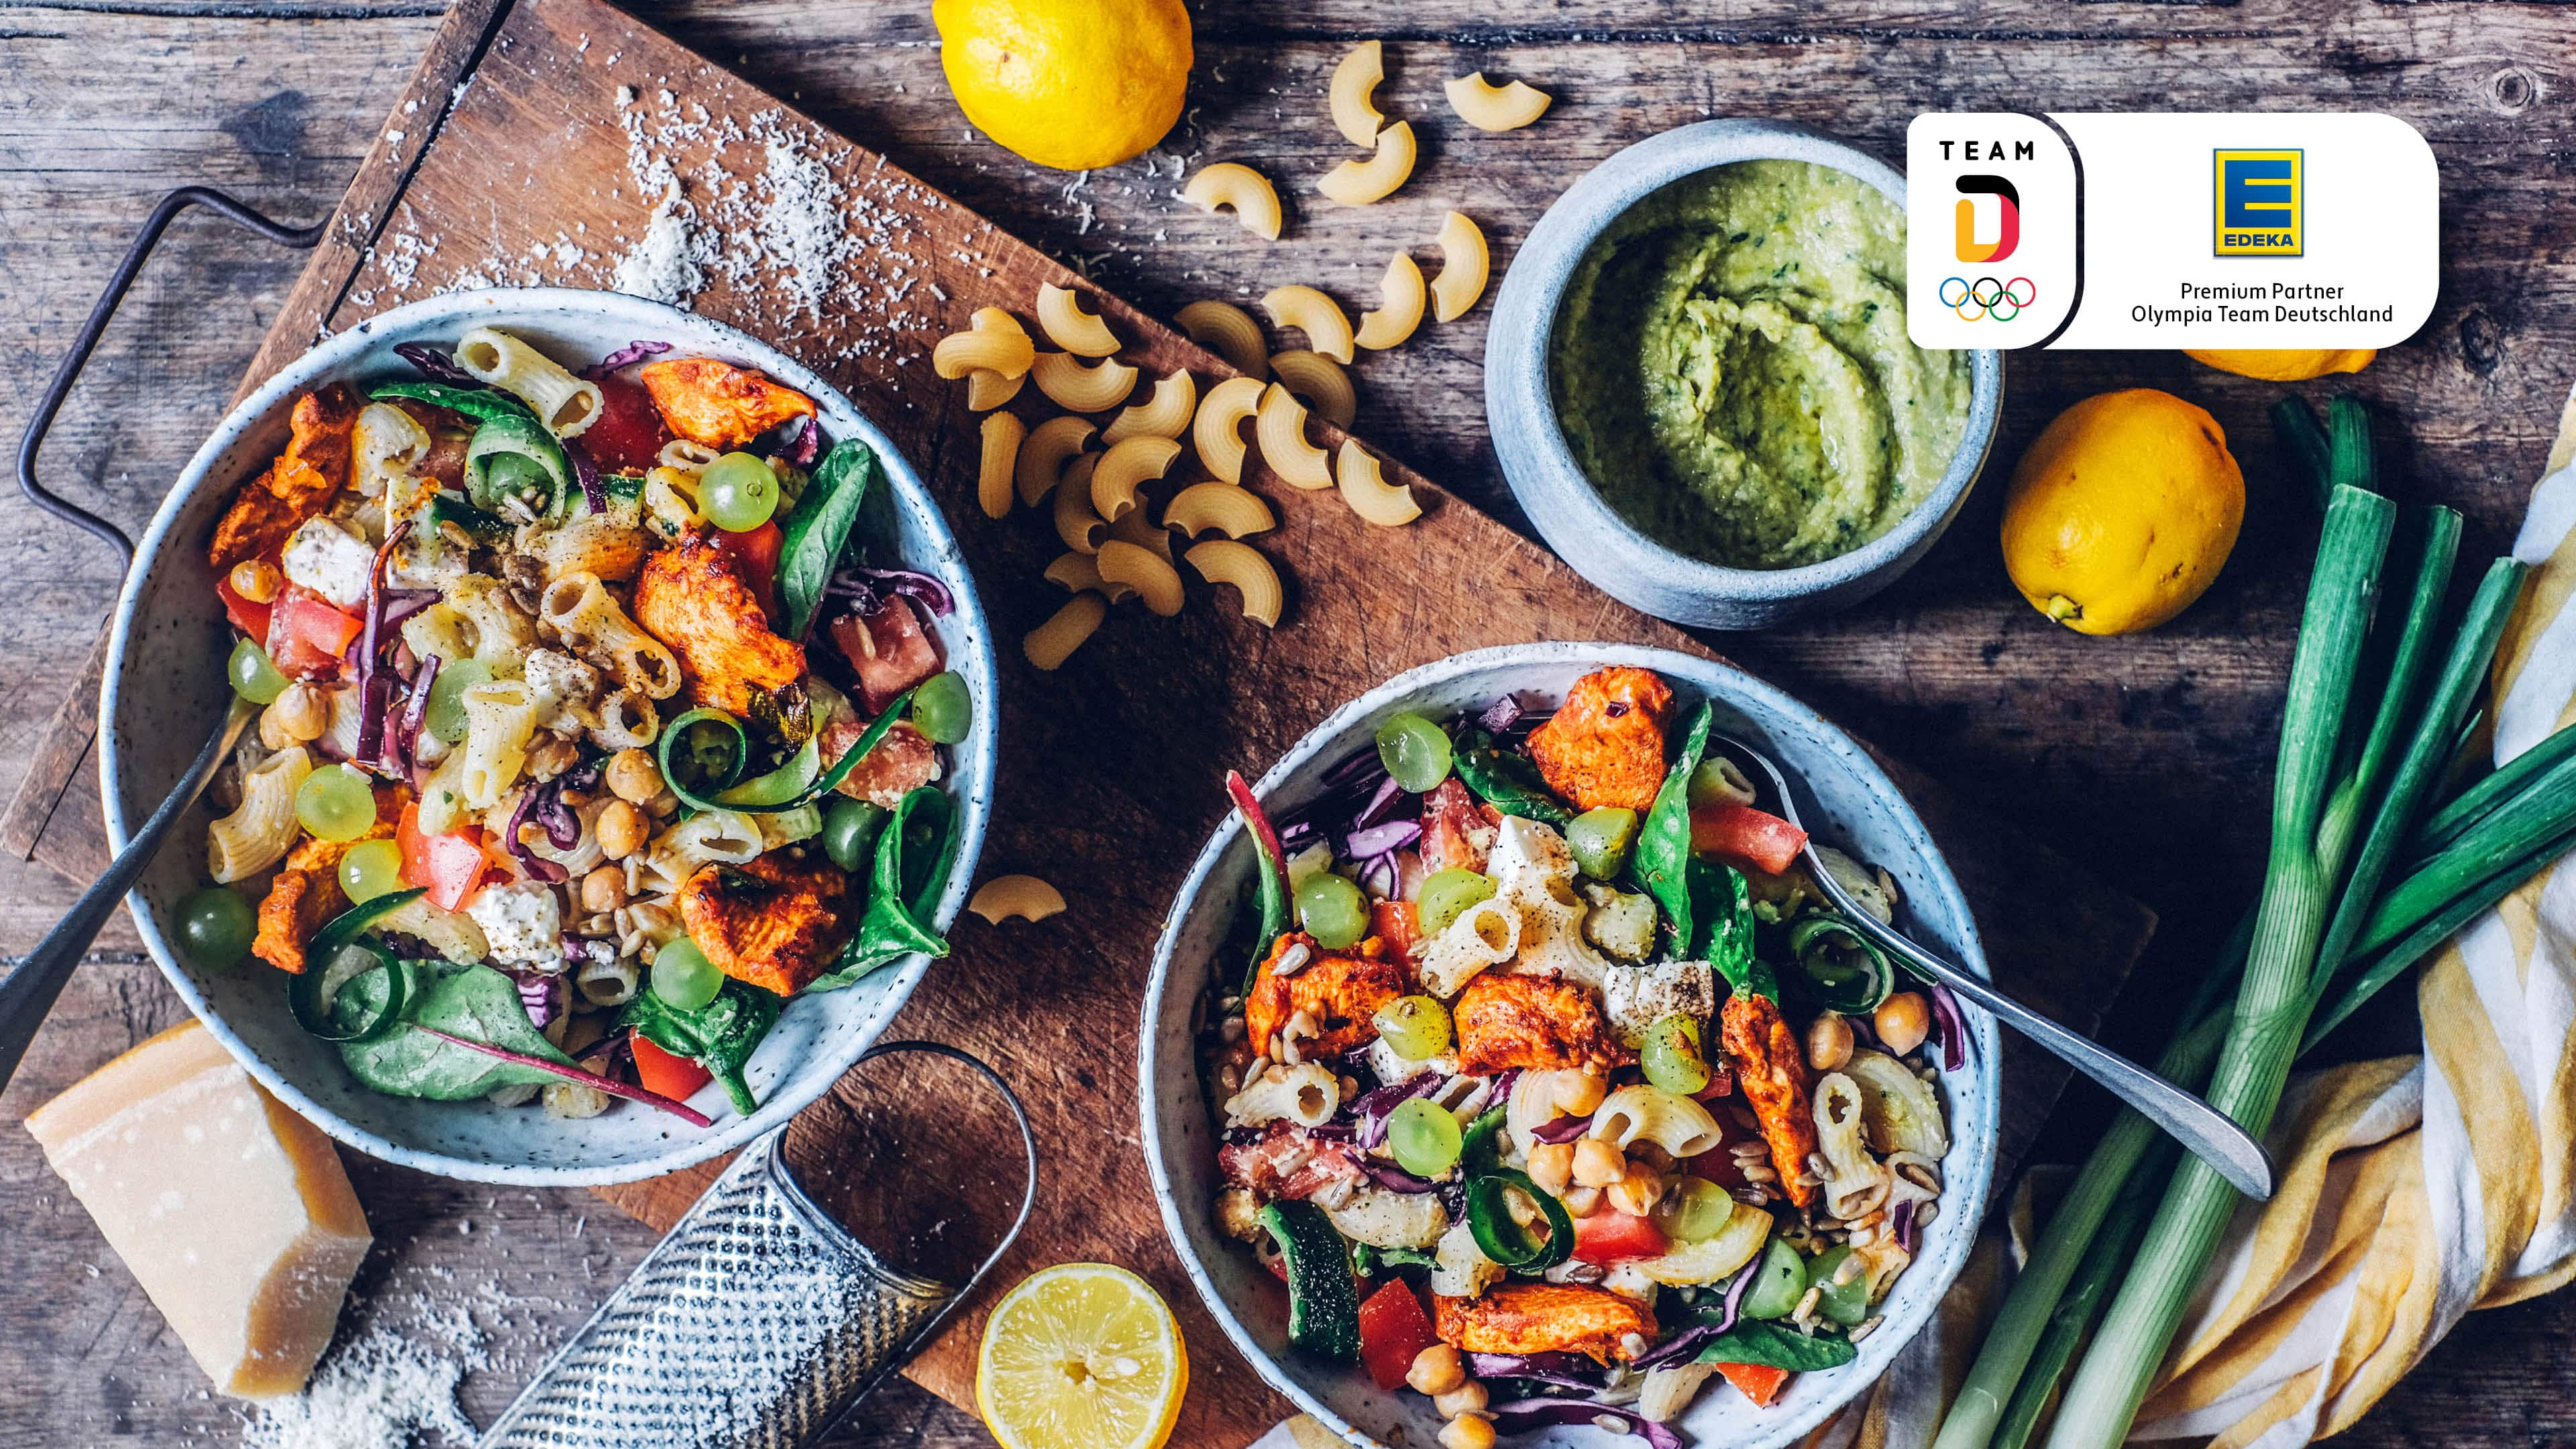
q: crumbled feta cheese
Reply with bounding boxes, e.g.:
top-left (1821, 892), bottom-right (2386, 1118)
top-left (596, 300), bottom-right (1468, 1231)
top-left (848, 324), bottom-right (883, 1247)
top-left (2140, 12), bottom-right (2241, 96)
top-left (280, 518), bottom-right (377, 610)
top-left (1602, 960), bottom-right (1715, 1048)
top-left (464, 879), bottom-right (564, 965)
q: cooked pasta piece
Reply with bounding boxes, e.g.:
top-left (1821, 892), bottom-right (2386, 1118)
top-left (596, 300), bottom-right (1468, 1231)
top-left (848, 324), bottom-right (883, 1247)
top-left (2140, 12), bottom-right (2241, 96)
top-left (1335, 439), bottom-right (1421, 526)
top-left (208, 746), bottom-right (313, 883)
top-left (1053, 453), bottom-right (1107, 554)
top-left (1255, 384), bottom-right (1333, 490)
top-left (575, 953), bottom-right (641, 1008)
top-left (1042, 550), bottom-right (1134, 604)
top-left (455, 327), bottom-right (603, 437)
top-left (657, 438), bottom-right (722, 472)
top-left (968, 874), bottom-right (1068, 925)
top-left (1590, 1083), bottom-right (1725, 1159)
top-left (1102, 368), bottom-right (1197, 443)
top-left (1431, 211), bottom-right (1491, 323)
top-left (1091, 435), bottom-right (1183, 523)
top-left (1813, 1072), bottom-right (1890, 1220)
top-left (1106, 506), bottom-right (1173, 561)
top-left (1030, 352), bottom-right (1140, 413)
top-left (1097, 539), bottom-right (1185, 616)
top-left (1024, 593), bottom-right (1108, 669)
top-left (932, 325), bottom-right (1036, 381)
top-left (1184, 539), bottom-right (1284, 629)
top-left (447, 574), bottom-right (540, 676)
top-left (1505, 1068), bottom-right (1610, 1158)
top-left (456, 679), bottom-right (542, 808)
top-left (1175, 300), bottom-right (1268, 378)
top-left (352, 401), bottom-right (431, 506)
top-left (521, 511), bottom-right (651, 582)
top-left (539, 572), bottom-right (684, 700)
top-left (642, 466), bottom-right (707, 539)
top-left (376, 892), bottom-right (489, 963)
top-left (1163, 481), bottom-right (1275, 539)
top-left (1444, 72), bottom-right (1552, 130)
top-left (1182, 162), bottom-right (1284, 241)
top-left (1260, 285), bottom-right (1356, 364)
top-left (401, 602), bottom-right (478, 674)
top-left (1223, 1062), bottom-right (1341, 1128)
top-left (1354, 253), bottom-right (1428, 351)
top-left (657, 809), bottom-right (764, 871)
top-left (590, 688), bottom-right (659, 751)
top-left (977, 412), bottom-right (1026, 521)
top-left (1193, 376), bottom-right (1266, 485)
top-left (1268, 350), bottom-right (1356, 430)
top-left (1329, 39), bottom-right (1386, 147)
top-left (1035, 282), bottom-right (1121, 357)
top-left (1416, 896), bottom-right (1521, 998)
top-left (1318, 121), bottom-right (1415, 207)
top-left (1014, 415), bottom-right (1097, 508)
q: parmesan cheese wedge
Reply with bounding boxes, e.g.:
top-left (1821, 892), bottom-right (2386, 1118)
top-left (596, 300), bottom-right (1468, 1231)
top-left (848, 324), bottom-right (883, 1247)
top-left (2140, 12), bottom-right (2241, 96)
top-left (24, 1020), bottom-right (370, 1398)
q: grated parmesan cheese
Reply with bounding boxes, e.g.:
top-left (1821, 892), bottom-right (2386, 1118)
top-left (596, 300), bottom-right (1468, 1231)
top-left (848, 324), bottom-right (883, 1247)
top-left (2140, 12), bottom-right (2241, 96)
top-left (240, 1321), bottom-right (481, 1449)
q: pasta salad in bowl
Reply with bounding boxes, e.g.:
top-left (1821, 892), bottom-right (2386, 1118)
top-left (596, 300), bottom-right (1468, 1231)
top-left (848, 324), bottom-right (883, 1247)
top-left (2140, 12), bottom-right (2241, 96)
top-left (1140, 644), bottom-right (1998, 1449)
top-left (100, 290), bottom-right (994, 1184)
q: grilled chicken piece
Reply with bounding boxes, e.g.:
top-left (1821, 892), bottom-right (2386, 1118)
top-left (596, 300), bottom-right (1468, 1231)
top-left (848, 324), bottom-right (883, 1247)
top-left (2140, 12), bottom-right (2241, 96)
top-left (634, 534), bottom-right (806, 714)
top-left (1525, 666), bottom-right (1676, 814)
top-left (678, 852), bottom-right (852, 996)
top-left (1452, 971), bottom-right (1631, 1076)
top-left (1243, 932), bottom-right (1409, 1061)
top-left (638, 358), bottom-right (816, 450)
top-left (209, 384), bottom-right (362, 570)
top-left (1433, 1284), bottom-right (1660, 1364)
top-left (1721, 992), bottom-right (1820, 1211)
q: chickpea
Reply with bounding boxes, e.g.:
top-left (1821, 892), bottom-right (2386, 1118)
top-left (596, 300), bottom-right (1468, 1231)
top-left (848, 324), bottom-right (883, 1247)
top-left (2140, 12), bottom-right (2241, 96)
top-left (1405, 1343), bottom-right (1465, 1397)
top-left (580, 865), bottom-right (629, 913)
top-left (1607, 1168), bottom-right (1664, 1219)
top-left (604, 747), bottom-right (664, 804)
top-left (1526, 1140), bottom-right (1576, 1196)
top-left (1438, 1413), bottom-right (1496, 1449)
top-left (1432, 1381), bottom-right (1489, 1418)
top-left (1627, 1140), bottom-right (1674, 1174)
top-left (1876, 991), bottom-right (1932, 1057)
top-left (1560, 1185), bottom-right (1604, 1218)
top-left (1571, 1137), bottom-right (1627, 1189)
top-left (261, 683), bottom-right (331, 748)
top-left (1807, 1012), bottom-right (1856, 1072)
top-left (227, 559), bottom-right (282, 604)
top-left (596, 799), bottom-right (649, 859)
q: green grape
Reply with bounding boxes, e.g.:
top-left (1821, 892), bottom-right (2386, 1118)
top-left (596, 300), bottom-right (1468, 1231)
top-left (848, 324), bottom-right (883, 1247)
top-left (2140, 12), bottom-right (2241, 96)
top-left (700, 451), bottom-right (781, 531)
top-left (1640, 1013), bottom-right (1710, 1095)
top-left (1565, 806), bottom-right (1640, 879)
top-left (822, 796), bottom-right (890, 873)
top-left (651, 939), bottom-right (724, 1011)
top-left (175, 887), bottom-right (256, 973)
top-left (1386, 1097), bottom-right (1464, 1177)
top-left (1652, 1175), bottom-right (1735, 1243)
top-left (227, 639), bottom-right (290, 705)
top-left (1737, 1238), bottom-right (1810, 1320)
top-left (337, 839), bottom-right (407, 903)
top-left (1808, 1244), bottom-right (1870, 1326)
top-left (1372, 994), bottom-right (1453, 1061)
top-left (1415, 867), bottom-right (1497, 937)
top-left (1688, 757), bottom-right (1752, 810)
top-left (1373, 712), bottom-right (1454, 793)
top-left (424, 657), bottom-right (492, 744)
top-left (296, 764), bottom-right (381, 843)
top-left (910, 672), bottom-right (973, 745)
top-left (1295, 871), bottom-right (1368, 950)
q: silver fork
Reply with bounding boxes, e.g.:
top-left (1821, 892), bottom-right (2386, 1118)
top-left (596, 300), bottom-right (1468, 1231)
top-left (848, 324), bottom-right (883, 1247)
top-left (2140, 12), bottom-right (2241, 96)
top-left (1707, 731), bottom-right (2275, 1201)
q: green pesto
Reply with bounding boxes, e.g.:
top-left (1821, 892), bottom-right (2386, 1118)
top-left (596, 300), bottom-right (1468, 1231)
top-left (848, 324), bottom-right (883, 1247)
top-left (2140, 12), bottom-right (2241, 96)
top-left (1550, 160), bottom-right (1973, 570)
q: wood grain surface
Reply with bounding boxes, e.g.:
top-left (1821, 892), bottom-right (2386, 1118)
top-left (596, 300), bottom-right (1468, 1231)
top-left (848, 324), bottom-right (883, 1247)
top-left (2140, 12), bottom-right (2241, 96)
top-left (1, 2), bottom-right (2569, 1446)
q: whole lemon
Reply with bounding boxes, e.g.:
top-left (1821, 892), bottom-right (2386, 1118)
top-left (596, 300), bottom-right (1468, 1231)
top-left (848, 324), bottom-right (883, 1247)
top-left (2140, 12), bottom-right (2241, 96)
top-left (933, 0), bottom-right (1191, 172)
top-left (2184, 348), bottom-right (2375, 382)
top-left (2001, 389), bottom-right (2245, 636)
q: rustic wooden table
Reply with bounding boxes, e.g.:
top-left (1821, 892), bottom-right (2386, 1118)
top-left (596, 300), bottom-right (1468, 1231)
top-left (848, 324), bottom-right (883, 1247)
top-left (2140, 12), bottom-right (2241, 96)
top-left (2, 1), bottom-right (2571, 1444)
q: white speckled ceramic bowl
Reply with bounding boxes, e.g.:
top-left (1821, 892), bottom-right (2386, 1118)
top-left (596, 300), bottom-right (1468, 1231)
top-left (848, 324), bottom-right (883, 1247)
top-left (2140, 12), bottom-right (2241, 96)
top-left (101, 288), bottom-right (996, 1185)
top-left (1140, 643), bottom-right (1999, 1449)
top-left (1487, 120), bottom-right (2005, 631)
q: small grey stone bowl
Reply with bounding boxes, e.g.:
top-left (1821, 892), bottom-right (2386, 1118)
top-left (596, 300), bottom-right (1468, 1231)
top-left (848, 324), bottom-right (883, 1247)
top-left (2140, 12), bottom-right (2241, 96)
top-left (1486, 119), bottom-right (2004, 630)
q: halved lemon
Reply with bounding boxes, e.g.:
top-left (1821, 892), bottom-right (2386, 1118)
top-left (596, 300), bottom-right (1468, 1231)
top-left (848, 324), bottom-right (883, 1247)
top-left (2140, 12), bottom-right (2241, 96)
top-left (976, 1263), bottom-right (1189, 1449)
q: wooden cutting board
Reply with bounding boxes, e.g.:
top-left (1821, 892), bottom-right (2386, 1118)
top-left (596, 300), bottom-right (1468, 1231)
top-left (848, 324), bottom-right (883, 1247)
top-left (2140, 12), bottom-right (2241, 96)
top-left (0, 0), bottom-right (2154, 1438)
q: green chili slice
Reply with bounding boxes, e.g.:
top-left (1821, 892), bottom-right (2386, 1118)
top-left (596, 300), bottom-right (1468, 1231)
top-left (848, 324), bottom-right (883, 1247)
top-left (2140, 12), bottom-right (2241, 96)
top-left (288, 888), bottom-right (425, 1042)
top-left (1460, 1103), bottom-right (1509, 1179)
top-left (659, 707), bottom-right (753, 812)
top-left (1786, 912), bottom-right (1893, 1013)
top-left (716, 732), bottom-right (820, 808)
top-left (462, 413), bottom-right (572, 518)
top-left (1465, 1168), bottom-right (1574, 1271)
top-left (664, 690), bottom-right (922, 818)
top-left (1261, 1199), bottom-right (1362, 1362)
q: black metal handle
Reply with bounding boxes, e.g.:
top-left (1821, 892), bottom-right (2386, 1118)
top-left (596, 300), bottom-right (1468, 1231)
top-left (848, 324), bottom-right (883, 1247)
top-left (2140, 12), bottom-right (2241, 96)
top-left (19, 186), bottom-right (325, 565)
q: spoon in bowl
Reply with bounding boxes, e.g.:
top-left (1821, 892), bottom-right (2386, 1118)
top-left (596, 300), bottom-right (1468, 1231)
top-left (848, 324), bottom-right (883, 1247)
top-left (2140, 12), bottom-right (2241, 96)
top-left (0, 696), bottom-right (258, 1093)
top-left (1706, 731), bottom-right (2275, 1202)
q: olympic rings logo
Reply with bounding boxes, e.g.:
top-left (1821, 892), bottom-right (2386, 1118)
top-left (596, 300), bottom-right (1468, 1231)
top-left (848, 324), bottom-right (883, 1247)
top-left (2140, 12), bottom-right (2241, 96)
top-left (1939, 276), bottom-right (2037, 322)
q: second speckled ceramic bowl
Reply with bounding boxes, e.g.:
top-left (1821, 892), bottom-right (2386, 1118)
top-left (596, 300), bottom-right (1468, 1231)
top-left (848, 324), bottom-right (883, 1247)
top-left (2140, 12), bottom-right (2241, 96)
top-left (1487, 120), bottom-right (2004, 631)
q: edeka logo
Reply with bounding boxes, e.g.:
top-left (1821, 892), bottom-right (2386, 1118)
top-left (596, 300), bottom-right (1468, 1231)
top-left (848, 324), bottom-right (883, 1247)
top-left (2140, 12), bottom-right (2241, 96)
top-left (2214, 149), bottom-right (2303, 257)
top-left (1954, 174), bottom-right (2021, 264)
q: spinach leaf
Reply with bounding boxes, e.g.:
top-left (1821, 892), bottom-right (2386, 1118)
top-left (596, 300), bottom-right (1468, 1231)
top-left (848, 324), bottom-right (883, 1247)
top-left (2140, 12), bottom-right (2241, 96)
top-left (808, 786), bottom-right (959, 991)
top-left (369, 380), bottom-right (541, 425)
top-left (1691, 1318), bottom-right (1858, 1371)
top-left (775, 437), bottom-right (878, 641)
top-left (1690, 857), bottom-right (1771, 998)
top-left (464, 413), bottom-right (572, 519)
top-left (1452, 734), bottom-right (1573, 826)
top-left (1638, 701), bottom-right (1715, 955)
top-left (339, 965), bottom-right (581, 1100)
top-left (623, 977), bottom-right (784, 1116)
